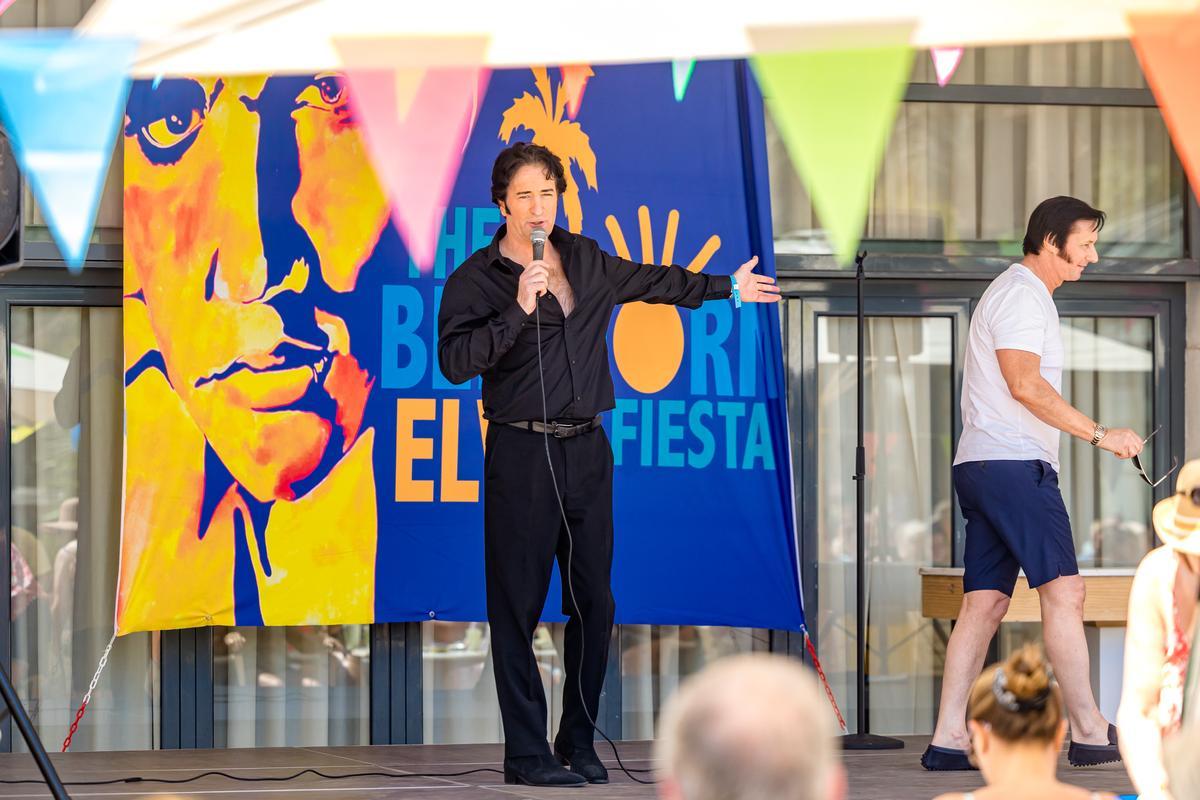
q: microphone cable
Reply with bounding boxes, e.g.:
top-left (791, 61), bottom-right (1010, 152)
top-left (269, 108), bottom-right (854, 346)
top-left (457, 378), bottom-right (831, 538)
top-left (0, 767), bottom-right (505, 788)
top-left (533, 297), bottom-right (655, 785)
top-left (1, 284), bottom-right (656, 792)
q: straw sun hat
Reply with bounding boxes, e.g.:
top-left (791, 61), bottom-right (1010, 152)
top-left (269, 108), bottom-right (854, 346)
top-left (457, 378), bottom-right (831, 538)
top-left (1152, 459), bottom-right (1200, 556)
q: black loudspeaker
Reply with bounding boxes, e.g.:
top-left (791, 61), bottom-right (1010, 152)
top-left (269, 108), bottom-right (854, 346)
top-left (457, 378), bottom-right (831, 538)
top-left (0, 129), bottom-right (22, 273)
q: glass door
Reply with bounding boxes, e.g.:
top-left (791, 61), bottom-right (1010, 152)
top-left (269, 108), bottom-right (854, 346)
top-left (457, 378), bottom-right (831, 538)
top-left (6, 299), bottom-right (158, 752)
top-left (788, 295), bottom-right (968, 736)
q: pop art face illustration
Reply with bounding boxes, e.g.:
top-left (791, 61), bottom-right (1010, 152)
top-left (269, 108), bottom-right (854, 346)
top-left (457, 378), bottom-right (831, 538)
top-left (124, 74), bottom-right (390, 504)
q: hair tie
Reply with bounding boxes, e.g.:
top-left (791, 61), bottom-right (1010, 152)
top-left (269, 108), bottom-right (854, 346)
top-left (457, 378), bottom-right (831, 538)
top-left (992, 667), bottom-right (1054, 713)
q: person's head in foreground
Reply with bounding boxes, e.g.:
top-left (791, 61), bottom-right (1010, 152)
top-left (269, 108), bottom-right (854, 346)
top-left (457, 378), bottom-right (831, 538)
top-left (935, 644), bottom-right (1114, 800)
top-left (654, 653), bottom-right (845, 800)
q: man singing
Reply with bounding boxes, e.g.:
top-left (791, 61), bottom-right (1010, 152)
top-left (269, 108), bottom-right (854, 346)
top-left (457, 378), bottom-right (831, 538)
top-left (922, 196), bottom-right (1142, 771)
top-left (438, 142), bottom-right (780, 787)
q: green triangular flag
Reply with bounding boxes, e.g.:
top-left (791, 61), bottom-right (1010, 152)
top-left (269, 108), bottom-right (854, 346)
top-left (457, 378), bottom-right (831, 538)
top-left (751, 44), bottom-right (912, 265)
top-left (672, 59), bottom-right (695, 102)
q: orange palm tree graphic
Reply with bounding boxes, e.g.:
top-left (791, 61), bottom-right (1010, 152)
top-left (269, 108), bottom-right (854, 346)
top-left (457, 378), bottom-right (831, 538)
top-left (499, 66), bottom-right (598, 233)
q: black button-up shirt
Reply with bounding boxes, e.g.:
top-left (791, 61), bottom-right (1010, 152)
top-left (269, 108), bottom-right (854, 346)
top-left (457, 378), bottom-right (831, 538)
top-left (437, 224), bottom-right (733, 423)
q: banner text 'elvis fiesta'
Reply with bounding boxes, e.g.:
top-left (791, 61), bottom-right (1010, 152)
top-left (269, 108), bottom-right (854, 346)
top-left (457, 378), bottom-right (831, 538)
top-left (118, 62), bottom-right (802, 634)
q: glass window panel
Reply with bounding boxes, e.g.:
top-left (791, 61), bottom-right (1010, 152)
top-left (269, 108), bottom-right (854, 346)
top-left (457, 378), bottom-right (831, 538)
top-left (620, 625), bottom-right (769, 739)
top-left (422, 621), bottom-right (566, 745)
top-left (1059, 316), bottom-right (1155, 568)
top-left (212, 625), bottom-right (370, 747)
top-left (910, 42), bottom-right (1148, 88)
top-left (10, 305), bottom-right (157, 752)
top-left (814, 315), bottom-right (953, 735)
top-left (989, 316), bottom-right (1156, 689)
top-left (0, 0), bottom-right (97, 28)
top-left (3, 0), bottom-right (122, 247)
top-left (769, 104), bottom-right (1184, 259)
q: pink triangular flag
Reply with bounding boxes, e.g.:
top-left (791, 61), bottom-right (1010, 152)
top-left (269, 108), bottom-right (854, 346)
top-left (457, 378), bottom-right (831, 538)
top-left (0, 0), bottom-right (16, 16)
top-left (559, 65), bottom-right (593, 119)
top-left (334, 37), bottom-right (490, 271)
top-left (931, 47), bottom-right (963, 87)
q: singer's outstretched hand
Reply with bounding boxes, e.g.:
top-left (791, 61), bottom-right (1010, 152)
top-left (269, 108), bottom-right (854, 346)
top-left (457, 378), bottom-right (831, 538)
top-left (733, 256), bottom-right (781, 303)
top-left (517, 260), bottom-right (550, 314)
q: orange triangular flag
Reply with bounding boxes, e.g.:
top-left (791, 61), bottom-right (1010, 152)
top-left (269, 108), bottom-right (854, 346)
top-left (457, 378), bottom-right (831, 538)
top-left (1128, 12), bottom-right (1200, 194)
top-left (559, 65), bottom-right (592, 119)
top-left (333, 37), bottom-right (490, 271)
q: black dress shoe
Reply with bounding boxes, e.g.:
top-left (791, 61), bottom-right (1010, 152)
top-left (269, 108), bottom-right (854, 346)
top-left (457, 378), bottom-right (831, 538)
top-left (554, 741), bottom-right (610, 784)
top-left (920, 744), bottom-right (976, 771)
top-left (1068, 723), bottom-right (1121, 767)
top-left (503, 754), bottom-right (588, 787)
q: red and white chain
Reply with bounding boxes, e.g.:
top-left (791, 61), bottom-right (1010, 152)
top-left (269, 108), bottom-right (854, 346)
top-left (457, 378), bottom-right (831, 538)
top-left (62, 631), bottom-right (116, 752)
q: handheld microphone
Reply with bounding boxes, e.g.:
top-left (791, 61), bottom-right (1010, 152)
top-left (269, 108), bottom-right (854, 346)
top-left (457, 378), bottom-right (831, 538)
top-left (531, 227), bottom-right (546, 262)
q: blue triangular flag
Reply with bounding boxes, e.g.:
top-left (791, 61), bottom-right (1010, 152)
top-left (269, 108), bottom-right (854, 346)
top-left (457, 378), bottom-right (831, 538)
top-left (672, 59), bottom-right (695, 102)
top-left (0, 32), bottom-right (137, 271)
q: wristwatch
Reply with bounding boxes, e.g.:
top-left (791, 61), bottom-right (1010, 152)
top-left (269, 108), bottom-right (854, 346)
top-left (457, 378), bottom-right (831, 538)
top-left (1089, 423), bottom-right (1108, 447)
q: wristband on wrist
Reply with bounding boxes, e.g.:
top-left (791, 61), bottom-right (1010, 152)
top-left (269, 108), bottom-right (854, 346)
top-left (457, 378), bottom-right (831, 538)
top-left (730, 277), bottom-right (742, 309)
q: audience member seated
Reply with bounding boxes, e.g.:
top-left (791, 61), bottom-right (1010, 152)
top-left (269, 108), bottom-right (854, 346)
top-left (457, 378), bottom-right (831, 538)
top-left (655, 653), bottom-right (845, 800)
top-left (934, 644), bottom-right (1114, 800)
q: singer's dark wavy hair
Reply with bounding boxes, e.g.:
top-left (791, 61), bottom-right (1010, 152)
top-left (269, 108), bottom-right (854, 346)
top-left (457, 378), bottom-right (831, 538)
top-left (490, 142), bottom-right (567, 209)
top-left (1022, 195), bottom-right (1105, 256)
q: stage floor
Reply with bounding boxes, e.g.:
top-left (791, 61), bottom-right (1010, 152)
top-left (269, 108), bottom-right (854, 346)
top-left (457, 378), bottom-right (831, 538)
top-left (0, 736), bottom-right (1134, 799)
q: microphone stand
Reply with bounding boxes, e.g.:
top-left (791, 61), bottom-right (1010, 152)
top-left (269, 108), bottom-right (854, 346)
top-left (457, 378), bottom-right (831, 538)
top-left (841, 252), bottom-right (903, 751)
top-left (0, 660), bottom-right (71, 798)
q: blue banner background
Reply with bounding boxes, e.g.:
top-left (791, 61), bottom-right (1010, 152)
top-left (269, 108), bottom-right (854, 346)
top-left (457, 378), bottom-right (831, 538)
top-left (121, 60), bottom-right (803, 633)
top-left (372, 61), bottom-right (801, 630)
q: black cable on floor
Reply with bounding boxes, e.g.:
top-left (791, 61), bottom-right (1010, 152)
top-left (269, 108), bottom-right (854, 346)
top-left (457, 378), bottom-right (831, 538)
top-left (1, 297), bottom-right (659, 792)
top-left (0, 766), bottom-right (505, 787)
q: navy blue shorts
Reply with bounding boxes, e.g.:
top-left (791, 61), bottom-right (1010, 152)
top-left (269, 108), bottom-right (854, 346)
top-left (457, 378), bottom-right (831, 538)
top-left (953, 459), bottom-right (1079, 595)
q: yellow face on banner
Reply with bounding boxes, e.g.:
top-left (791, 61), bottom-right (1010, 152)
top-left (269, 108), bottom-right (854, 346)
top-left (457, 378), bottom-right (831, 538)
top-left (124, 75), bottom-right (388, 502)
top-left (120, 75), bottom-right (390, 631)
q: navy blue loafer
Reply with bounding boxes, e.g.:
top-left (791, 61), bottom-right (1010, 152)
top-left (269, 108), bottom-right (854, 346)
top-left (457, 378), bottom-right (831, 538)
top-left (921, 744), bottom-right (976, 771)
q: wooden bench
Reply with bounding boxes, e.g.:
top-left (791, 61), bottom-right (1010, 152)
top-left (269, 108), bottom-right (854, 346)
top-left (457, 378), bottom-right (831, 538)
top-left (920, 567), bottom-right (1135, 625)
top-left (919, 567), bottom-right (1135, 718)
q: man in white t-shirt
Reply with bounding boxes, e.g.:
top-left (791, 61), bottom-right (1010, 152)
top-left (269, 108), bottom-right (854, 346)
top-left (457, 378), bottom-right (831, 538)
top-left (922, 196), bottom-right (1143, 772)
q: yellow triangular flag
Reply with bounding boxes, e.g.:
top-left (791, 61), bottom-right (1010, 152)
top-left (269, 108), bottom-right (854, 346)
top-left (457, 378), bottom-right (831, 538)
top-left (751, 33), bottom-right (913, 264)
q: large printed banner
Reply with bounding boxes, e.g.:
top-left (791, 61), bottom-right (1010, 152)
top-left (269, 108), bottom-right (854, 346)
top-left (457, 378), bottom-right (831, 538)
top-left (117, 62), bottom-right (801, 634)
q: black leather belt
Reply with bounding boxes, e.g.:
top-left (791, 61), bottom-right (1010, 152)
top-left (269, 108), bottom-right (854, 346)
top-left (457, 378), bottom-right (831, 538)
top-left (504, 416), bottom-right (601, 439)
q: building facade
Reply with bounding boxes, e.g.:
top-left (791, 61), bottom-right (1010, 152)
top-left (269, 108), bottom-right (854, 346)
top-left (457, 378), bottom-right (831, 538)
top-left (2, 0), bottom-right (1195, 752)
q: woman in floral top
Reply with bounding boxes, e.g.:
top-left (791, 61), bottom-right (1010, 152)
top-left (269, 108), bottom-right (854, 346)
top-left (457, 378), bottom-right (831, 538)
top-left (1117, 459), bottom-right (1200, 800)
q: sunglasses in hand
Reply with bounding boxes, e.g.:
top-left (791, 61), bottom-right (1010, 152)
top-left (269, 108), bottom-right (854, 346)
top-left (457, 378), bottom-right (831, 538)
top-left (1131, 425), bottom-right (1180, 488)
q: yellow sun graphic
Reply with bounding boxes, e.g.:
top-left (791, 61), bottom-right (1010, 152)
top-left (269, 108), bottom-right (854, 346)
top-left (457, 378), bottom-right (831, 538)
top-left (610, 206), bottom-right (721, 393)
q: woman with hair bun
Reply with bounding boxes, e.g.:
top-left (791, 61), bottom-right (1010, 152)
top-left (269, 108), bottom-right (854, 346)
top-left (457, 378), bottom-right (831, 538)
top-left (934, 644), bottom-right (1114, 800)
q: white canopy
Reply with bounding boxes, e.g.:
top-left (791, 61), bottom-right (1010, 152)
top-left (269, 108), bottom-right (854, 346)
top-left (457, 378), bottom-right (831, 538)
top-left (78, 0), bottom-right (1199, 78)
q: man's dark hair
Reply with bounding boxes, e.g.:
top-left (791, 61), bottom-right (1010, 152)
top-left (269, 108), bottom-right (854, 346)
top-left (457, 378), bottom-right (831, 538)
top-left (1021, 196), bottom-right (1106, 256)
top-left (490, 142), bottom-right (567, 209)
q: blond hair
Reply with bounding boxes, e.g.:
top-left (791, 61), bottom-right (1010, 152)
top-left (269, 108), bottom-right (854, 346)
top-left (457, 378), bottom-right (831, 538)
top-left (655, 653), bottom-right (839, 800)
top-left (968, 644), bottom-right (1062, 743)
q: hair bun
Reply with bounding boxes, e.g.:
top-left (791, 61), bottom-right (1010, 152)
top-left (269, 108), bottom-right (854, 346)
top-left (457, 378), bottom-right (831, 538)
top-left (1004, 644), bottom-right (1052, 703)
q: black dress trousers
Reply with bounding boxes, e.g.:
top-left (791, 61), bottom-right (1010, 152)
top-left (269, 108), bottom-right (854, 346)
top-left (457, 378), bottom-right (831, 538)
top-left (483, 421), bottom-right (615, 758)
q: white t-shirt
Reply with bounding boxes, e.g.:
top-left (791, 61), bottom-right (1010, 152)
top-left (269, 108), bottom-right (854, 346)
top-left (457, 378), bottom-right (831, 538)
top-left (954, 264), bottom-right (1064, 471)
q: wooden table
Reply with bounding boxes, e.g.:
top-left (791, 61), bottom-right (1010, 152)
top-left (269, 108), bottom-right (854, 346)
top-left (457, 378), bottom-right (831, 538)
top-left (919, 566), bottom-right (1135, 718)
top-left (920, 566), bottom-right (1135, 624)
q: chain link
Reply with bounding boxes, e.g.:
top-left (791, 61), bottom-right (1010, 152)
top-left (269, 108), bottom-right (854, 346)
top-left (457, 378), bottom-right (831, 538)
top-left (62, 631), bottom-right (117, 752)
top-left (82, 632), bottom-right (115, 707)
top-left (804, 627), bottom-right (848, 734)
